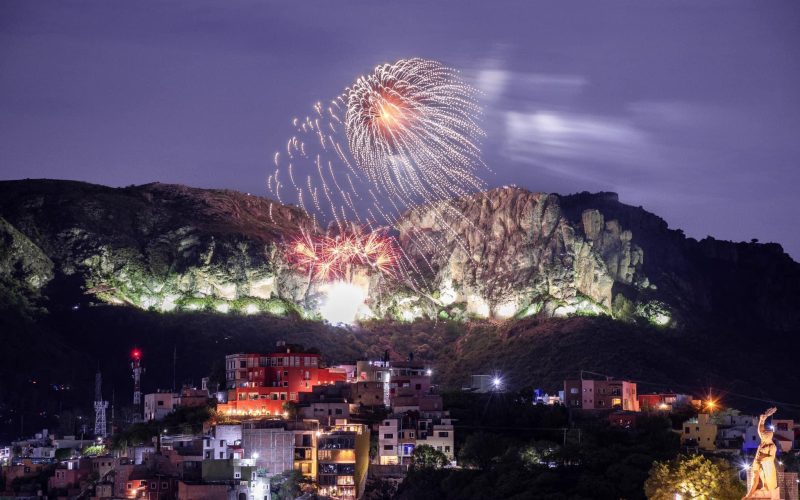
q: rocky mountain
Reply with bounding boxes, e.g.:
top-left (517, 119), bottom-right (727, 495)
top-left (398, 187), bottom-right (800, 330)
top-left (2, 178), bottom-right (799, 440)
top-left (1, 179), bottom-right (799, 331)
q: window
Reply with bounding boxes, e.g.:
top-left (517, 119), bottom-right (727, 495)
top-left (219, 452), bottom-right (224, 459)
top-left (383, 445), bottom-right (393, 450)
top-left (162, 482), bottom-right (169, 489)
top-left (438, 431), bottom-right (449, 437)
top-left (240, 361), bottom-right (246, 368)
top-left (127, 483), bottom-right (132, 489)
top-left (445, 446), bottom-right (451, 453)
top-left (684, 428), bottom-right (690, 434)
top-left (335, 408), bottom-right (343, 415)
top-left (383, 433), bottom-right (393, 439)
top-left (234, 472), bottom-right (241, 479)
top-left (150, 482), bottom-right (157, 490)
top-left (220, 440), bottom-right (225, 447)
top-left (415, 384), bottom-right (422, 390)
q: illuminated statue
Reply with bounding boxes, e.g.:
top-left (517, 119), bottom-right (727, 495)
top-left (744, 407), bottom-right (779, 499)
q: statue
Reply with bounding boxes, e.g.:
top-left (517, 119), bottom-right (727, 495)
top-left (744, 407), bottom-right (779, 499)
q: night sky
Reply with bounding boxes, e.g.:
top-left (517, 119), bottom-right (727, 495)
top-left (1, 1), bottom-right (799, 258)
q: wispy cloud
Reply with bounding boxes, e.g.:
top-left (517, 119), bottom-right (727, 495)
top-left (502, 110), bottom-right (656, 182)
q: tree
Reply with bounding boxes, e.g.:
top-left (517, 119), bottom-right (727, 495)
top-left (270, 470), bottom-right (306, 500)
top-left (644, 454), bottom-right (745, 500)
top-left (458, 432), bottom-right (511, 469)
top-left (411, 444), bottom-right (449, 469)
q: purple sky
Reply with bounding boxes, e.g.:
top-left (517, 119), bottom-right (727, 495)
top-left (1, 1), bottom-right (799, 258)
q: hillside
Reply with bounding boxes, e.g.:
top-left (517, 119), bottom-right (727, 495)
top-left (1, 179), bottom-right (799, 440)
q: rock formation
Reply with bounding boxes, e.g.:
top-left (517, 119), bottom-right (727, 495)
top-left (0, 179), bottom-right (798, 331)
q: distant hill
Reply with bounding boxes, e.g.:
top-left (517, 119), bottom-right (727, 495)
top-left (1, 179), bottom-right (798, 441)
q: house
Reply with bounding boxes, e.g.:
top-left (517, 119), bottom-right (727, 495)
top-left (378, 413), bottom-right (455, 466)
top-left (713, 413), bottom-right (755, 449)
top-left (241, 419), bottom-right (320, 480)
top-left (144, 391), bottom-right (178, 421)
top-left (47, 457), bottom-right (91, 491)
top-left (203, 424), bottom-right (243, 460)
top-left (317, 422), bottom-right (370, 500)
top-left (218, 348), bottom-right (346, 417)
top-left (638, 393), bottom-right (692, 412)
top-left (681, 413), bottom-right (717, 451)
top-left (564, 378), bottom-right (639, 411)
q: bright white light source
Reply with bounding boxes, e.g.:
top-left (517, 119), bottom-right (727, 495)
top-left (319, 281), bottom-right (368, 325)
top-left (495, 301), bottom-right (517, 319)
top-left (426, 369), bottom-right (433, 376)
top-left (252, 452), bottom-right (259, 459)
top-left (492, 376), bottom-right (502, 389)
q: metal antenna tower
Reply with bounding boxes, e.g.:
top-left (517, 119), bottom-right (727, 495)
top-left (93, 370), bottom-right (108, 438)
top-left (131, 348), bottom-right (144, 418)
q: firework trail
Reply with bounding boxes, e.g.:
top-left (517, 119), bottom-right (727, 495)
top-left (268, 58), bottom-right (487, 292)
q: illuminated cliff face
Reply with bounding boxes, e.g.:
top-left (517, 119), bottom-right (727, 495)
top-left (3, 180), bottom-right (800, 330)
top-left (390, 187), bottom-right (662, 324)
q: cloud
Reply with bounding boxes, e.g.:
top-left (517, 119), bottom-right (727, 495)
top-left (502, 110), bottom-right (657, 182)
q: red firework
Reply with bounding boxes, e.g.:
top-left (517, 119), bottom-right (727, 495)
top-left (288, 228), bottom-right (398, 281)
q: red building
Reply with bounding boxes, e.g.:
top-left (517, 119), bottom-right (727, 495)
top-left (218, 349), bottom-right (346, 417)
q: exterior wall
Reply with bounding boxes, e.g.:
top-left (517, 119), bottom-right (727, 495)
top-left (177, 481), bottom-right (231, 500)
top-left (681, 413), bottom-right (717, 451)
top-left (144, 392), bottom-right (178, 421)
top-left (178, 388), bottom-right (209, 408)
top-left (204, 424), bottom-right (242, 460)
top-left (91, 456), bottom-right (117, 480)
top-left (241, 427), bottom-right (295, 477)
top-left (563, 379), bottom-right (638, 411)
top-left (351, 381), bottom-right (385, 408)
top-left (378, 419), bottom-right (400, 465)
top-left (564, 380), bottom-right (582, 408)
top-left (317, 424), bottom-right (370, 500)
top-left (419, 420), bottom-right (455, 461)
top-left (292, 430), bottom-right (317, 479)
top-left (219, 352), bottom-right (346, 417)
top-left (298, 401), bottom-right (349, 422)
top-left (773, 419), bottom-right (796, 450)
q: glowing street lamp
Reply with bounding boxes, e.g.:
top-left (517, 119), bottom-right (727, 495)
top-left (492, 376), bottom-right (503, 391)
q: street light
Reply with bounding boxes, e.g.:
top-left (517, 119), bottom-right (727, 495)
top-left (492, 376), bottom-right (502, 390)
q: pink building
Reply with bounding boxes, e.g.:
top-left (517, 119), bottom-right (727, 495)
top-left (564, 378), bottom-right (639, 411)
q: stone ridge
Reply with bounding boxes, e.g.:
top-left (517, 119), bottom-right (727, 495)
top-left (0, 179), bottom-right (798, 330)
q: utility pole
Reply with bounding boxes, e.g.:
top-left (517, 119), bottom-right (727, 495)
top-left (172, 345), bottom-right (177, 393)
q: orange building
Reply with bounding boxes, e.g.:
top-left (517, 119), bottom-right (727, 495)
top-left (218, 350), bottom-right (346, 417)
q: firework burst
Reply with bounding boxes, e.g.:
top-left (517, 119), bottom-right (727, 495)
top-left (269, 58), bottom-right (487, 293)
top-left (345, 58), bottom-right (485, 204)
top-left (288, 228), bottom-right (399, 282)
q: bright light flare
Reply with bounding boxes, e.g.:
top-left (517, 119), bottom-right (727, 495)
top-left (319, 281), bottom-right (368, 325)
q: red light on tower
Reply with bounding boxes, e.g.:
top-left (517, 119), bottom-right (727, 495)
top-left (131, 348), bottom-right (141, 360)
